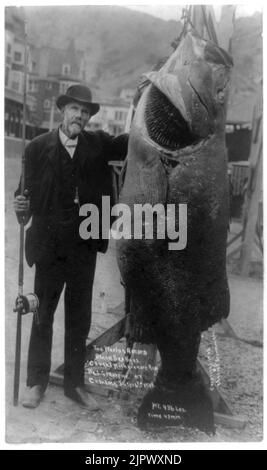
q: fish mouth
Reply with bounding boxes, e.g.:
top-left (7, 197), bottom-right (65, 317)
top-left (144, 84), bottom-right (200, 151)
top-left (141, 32), bottom-right (233, 154)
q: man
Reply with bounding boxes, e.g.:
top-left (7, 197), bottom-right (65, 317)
top-left (14, 84), bottom-right (128, 409)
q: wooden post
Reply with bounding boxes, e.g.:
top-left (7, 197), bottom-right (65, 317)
top-left (239, 117), bottom-right (262, 276)
top-left (49, 96), bottom-right (55, 131)
top-left (191, 5), bottom-right (205, 37)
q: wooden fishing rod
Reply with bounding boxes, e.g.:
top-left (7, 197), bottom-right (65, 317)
top-left (12, 15), bottom-right (28, 407)
top-left (13, 16), bottom-right (38, 406)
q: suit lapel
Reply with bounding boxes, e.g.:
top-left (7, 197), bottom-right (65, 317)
top-left (46, 129), bottom-right (62, 179)
top-left (75, 132), bottom-right (93, 171)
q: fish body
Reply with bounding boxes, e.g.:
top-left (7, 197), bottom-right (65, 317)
top-left (117, 32), bottom-right (233, 433)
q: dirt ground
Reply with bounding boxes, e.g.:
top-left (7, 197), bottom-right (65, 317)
top-left (5, 156), bottom-right (263, 445)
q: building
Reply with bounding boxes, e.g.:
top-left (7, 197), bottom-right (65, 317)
top-left (27, 39), bottom-right (86, 134)
top-left (89, 97), bottom-right (130, 135)
top-left (5, 7), bottom-right (133, 138)
top-left (5, 6), bottom-right (36, 139)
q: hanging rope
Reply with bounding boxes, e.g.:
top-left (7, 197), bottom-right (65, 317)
top-left (172, 5), bottom-right (220, 50)
top-left (171, 5), bottom-right (196, 50)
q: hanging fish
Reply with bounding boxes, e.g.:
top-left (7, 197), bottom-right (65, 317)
top-left (116, 31), bottom-right (233, 434)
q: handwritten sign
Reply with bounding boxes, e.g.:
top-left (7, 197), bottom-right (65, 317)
top-left (148, 402), bottom-right (186, 423)
top-left (85, 345), bottom-right (158, 391)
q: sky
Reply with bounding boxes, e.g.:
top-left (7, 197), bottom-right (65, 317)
top-left (126, 3), bottom-right (263, 21)
top-left (2, 1), bottom-right (263, 21)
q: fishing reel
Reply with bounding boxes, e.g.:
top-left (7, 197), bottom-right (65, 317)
top-left (13, 293), bottom-right (39, 316)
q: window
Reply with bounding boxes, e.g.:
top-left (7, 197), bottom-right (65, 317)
top-left (14, 51), bottom-right (22, 62)
top-left (62, 64), bottom-right (71, 76)
top-left (44, 99), bottom-right (51, 110)
top-left (115, 110), bottom-right (126, 122)
top-left (7, 43), bottom-right (12, 54)
top-left (28, 80), bottom-right (38, 92)
top-left (59, 81), bottom-right (79, 94)
top-left (115, 111), bottom-right (120, 121)
top-left (60, 81), bottom-right (68, 94)
top-left (110, 125), bottom-right (122, 136)
top-left (46, 82), bottom-right (53, 90)
top-left (11, 71), bottom-right (21, 92)
top-left (5, 67), bottom-right (10, 87)
top-left (28, 97), bottom-right (37, 112)
top-left (12, 81), bottom-right (20, 91)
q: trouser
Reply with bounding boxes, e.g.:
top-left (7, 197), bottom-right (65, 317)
top-left (26, 244), bottom-right (97, 391)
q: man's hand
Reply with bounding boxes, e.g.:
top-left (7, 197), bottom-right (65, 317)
top-left (14, 195), bottom-right (31, 225)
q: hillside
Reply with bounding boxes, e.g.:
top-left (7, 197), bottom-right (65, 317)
top-left (24, 5), bottom-right (262, 118)
top-left (24, 5), bottom-right (181, 99)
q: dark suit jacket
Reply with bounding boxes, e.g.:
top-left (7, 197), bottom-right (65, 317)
top-left (15, 128), bottom-right (128, 266)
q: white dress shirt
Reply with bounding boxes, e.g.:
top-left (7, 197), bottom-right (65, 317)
top-left (59, 128), bottom-right (78, 159)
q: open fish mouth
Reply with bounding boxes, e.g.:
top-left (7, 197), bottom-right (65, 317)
top-left (140, 32), bottom-right (233, 154)
top-left (145, 84), bottom-right (200, 151)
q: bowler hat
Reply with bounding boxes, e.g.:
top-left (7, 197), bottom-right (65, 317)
top-left (56, 84), bottom-right (100, 116)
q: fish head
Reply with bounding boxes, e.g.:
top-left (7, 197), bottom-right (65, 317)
top-left (137, 31), bottom-right (233, 153)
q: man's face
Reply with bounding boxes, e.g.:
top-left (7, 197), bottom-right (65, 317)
top-left (61, 101), bottom-right (91, 138)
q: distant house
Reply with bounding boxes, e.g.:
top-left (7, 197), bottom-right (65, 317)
top-left (119, 88), bottom-right (135, 105)
top-left (89, 97), bottom-right (130, 135)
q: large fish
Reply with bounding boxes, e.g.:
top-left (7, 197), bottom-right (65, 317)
top-left (116, 31), bottom-right (233, 433)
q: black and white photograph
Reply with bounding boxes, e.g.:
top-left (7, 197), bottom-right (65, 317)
top-left (3, 2), bottom-right (263, 447)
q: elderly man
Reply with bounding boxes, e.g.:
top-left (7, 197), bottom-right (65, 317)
top-left (14, 84), bottom-right (128, 409)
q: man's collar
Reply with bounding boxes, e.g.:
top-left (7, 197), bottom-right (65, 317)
top-left (59, 127), bottom-right (78, 147)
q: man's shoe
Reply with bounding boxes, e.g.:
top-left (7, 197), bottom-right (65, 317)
top-left (64, 386), bottom-right (100, 411)
top-left (22, 385), bottom-right (45, 409)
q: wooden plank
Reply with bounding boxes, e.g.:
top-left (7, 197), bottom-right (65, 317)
top-left (227, 230), bottom-right (243, 249)
top-left (197, 359), bottom-right (233, 416)
top-left (85, 314), bottom-right (129, 362)
top-left (240, 148), bottom-right (262, 276)
top-left (239, 103), bottom-right (262, 276)
top-left (214, 412), bottom-right (247, 429)
top-left (216, 331), bottom-right (263, 349)
top-left (108, 161), bottom-right (124, 168)
top-left (220, 318), bottom-right (239, 340)
top-left (107, 301), bottom-right (125, 315)
top-left (227, 245), bottom-right (242, 261)
top-left (54, 314), bottom-right (129, 374)
top-left (49, 371), bottom-right (112, 397)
